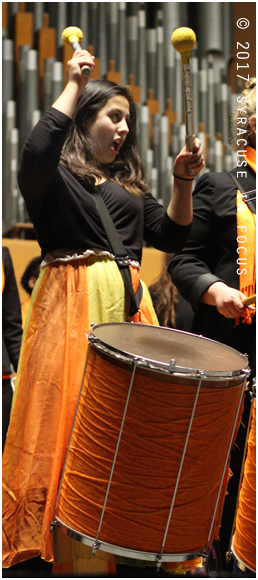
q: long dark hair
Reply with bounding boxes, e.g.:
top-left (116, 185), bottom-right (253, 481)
top-left (60, 79), bottom-right (147, 196)
top-left (149, 253), bottom-right (179, 328)
top-left (231, 77), bottom-right (256, 151)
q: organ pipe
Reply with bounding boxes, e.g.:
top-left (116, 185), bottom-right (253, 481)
top-left (2, 2), bottom-right (248, 231)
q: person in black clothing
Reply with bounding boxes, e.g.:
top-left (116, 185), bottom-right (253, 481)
top-left (20, 256), bottom-right (41, 295)
top-left (20, 256), bottom-right (41, 329)
top-left (2, 49), bottom-right (204, 576)
top-left (2, 246), bottom-right (23, 452)
top-left (169, 78), bottom-right (256, 577)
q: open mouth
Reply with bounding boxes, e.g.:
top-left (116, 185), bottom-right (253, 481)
top-left (111, 140), bottom-right (121, 154)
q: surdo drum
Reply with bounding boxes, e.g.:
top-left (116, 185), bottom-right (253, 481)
top-left (231, 390), bottom-right (256, 574)
top-left (53, 323), bottom-right (250, 566)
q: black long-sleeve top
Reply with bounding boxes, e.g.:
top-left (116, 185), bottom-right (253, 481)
top-left (2, 247), bottom-right (23, 375)
top-left (17, 107), bottom-right (191, 264)
top-left (169, 166), bottom-right (256, 374)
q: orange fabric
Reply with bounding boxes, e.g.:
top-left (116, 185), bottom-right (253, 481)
top-left (56, 347), bottom-right (244, 557)
top-left (163, 558), bottom-right (204, 574)
top-left (2, 258), bottom-right (157, 569)
top-left (232, 399), bottom-right (256, 572)
top-left (235, 146), bottom-right (256, 325)
top-left (128, 265), bottom-right (156, 324)
top-left (21, 295), bottom-right (31, 329)
top-left (2, 261), bottom-right (90, 566)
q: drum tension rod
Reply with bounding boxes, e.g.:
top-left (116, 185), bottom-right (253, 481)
top-left (226, 550), bottom-right (233, 563)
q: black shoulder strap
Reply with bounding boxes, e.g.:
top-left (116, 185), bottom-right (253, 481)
top-left (92, 188), bottom-right (143, 317)
top-left (229, 171), bottom-right (256, 215)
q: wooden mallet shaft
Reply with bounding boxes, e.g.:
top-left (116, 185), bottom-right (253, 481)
top-left (172, 27), bottom-right (196, 165)
top-left (242, 294), bottom-right (256, 307)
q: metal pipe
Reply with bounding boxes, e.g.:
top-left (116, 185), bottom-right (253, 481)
top-left (137, 5), bottom-right (147, 102)
top-left (215, 134), bottom-right (223, 172)
top-left (43, 58), bottom-right (56, 112)
top-left (2, 39), bottom-right (14, 111)
top-left (33, 3), bottom-right (44, 33)
top-left (99, 3), bottom-right (108, 77)
top-left (10, 128), bottom-right (19, 223)
top-left (156, 11), bottom-right (165, 113)
top-left (139, 105), bottom-right (150, 172)
top-left (3, 101), bottom-right (16, 228)
top-left (221, 70), bottom-right (229, 146)
top-left (127, 12), bottom-right (138, 80)
top-left (18, 45), bottom-right (31, 153)
top-left (146, 29), bottom-right (157, 98)
top-left (109, 3), bottom-right (119, 65)
top-left (79, 4), bottom-right (89, 51)
top-left (146, 149), bottom-right (153, 186)
top-left (56, 3), bottom-right (67, 48)
top-left (25, 50), bottom-right (39, 137)
top-left (199, 68), bottom-right (208, 130)
top-left (118, 3), bottom-right (127, 85)
top-left (52, 61), bottom-right (63, 103)
top-left (207, 54), bottom-right (216, 140)
top-left (162, 2), bottom-right (181, 105)
top-left (159, 115), bottom-right (169, 204)
top-left (88, 2), bottom-right (99, 56)
top-left (2, 3), bottom-right (246, 228)
top-left (153, 113), bottom-right (161, 172)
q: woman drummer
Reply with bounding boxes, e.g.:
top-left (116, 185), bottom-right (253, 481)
top-left (169, 78), bottom-right (256, 575)
top-left (2, 49), bottom-right (204, 576)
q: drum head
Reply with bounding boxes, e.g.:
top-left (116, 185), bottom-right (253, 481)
top-left (89, 322), bottom-right (248, 375)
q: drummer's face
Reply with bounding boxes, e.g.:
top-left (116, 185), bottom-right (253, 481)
top-left (89, 96), bottom-right (130, 164)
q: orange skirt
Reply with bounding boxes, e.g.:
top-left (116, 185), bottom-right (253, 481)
top-left (232, 399), bottom-right (256, 573)
top-left (2, 256), bottom-right (158, 569)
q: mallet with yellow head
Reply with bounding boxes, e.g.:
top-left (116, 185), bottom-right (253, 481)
top-left (172, 27), bottom-right (196, 174)
top-left (62, 26), bottom-right (92, 77)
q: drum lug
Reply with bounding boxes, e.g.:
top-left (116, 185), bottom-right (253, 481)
top-left (226, 550), bottom-right (233, 563)
top-left (88, 334), bottom-right (98, 343)
top-left (169, 359), bottom-right (176, 373)
top-left (50, 519), bottom-right (61, 533)
top-left (92, 541), bottom-right (100, 558)
top-left (250, 377), bottom-right (256, 398)
top-left (155, 554), bottom-right (163, 571)
top-left (198, 550), bottom-right (208, 561)
top-left (242, 364), bottom-right (250, 374)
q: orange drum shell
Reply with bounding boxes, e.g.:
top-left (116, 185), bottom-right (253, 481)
top-left (56, 346), bottom-right (244, 556)
top-left (232, 399), bottom-right (256, 573)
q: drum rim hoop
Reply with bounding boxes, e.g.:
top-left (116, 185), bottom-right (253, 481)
top-left (88, 323), bottom-right (250, 380)
top-left (231, 538), bottom-right (256, 574)
top-left (54, 516), bottom-right (206, 563)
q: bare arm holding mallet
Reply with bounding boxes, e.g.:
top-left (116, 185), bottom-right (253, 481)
top-left (52, 27), bottom-right (95, 118)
